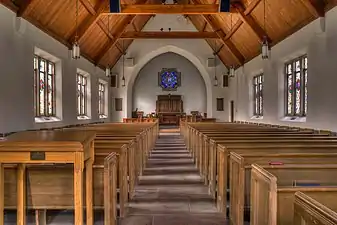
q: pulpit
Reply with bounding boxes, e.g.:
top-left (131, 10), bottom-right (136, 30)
top-left (156, 95), bottom-right (184, 125)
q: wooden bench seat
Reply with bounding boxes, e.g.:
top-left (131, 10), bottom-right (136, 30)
top-left (250, 164), bottom-right (337, 225)
top-left (0, 130), bottom-right (96, 225)
top-left (294, 192), bottom-right (337, 225)
top-left (228, 151), bottom-right (337, 225)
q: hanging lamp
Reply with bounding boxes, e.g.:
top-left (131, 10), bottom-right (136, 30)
top-left (261, 0), bottom-right (270, 60)
top-left (121, 40), bottom-right (126, 87)
top-left (72, 0), bottom-right (80, 59)
top-left (229, 13), bottom-right (235, 77)
top-left (213, 39), bottom-right (218, 87)
top-left (106, 15), bottom-right (111, 77)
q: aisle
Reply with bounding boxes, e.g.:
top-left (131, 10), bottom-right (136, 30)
top-left (120, 128), bottom-right (227, 225)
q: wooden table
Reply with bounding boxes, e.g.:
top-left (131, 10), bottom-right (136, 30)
top-left (0, 130), bottom-right (96, 225)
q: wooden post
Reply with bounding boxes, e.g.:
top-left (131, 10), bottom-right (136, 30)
top-left (0, 163), bottom-right (4, 225)
top-left (17, 164), bottom-right (26, 225)
top-left (74, 152), bottom-right (84, 225)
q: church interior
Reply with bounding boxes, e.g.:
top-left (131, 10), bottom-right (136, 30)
top-left (0, 0), bottom-right (337, 224)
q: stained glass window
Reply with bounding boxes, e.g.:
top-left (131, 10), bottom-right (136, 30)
top-left (98, 82), bottom-right (106, 116)
top-left (34, 55), bottom-right (56, 117)
top-left (285, 55), bottom-right (307, 117)
top-left (253, 74), bottom-right (263, 116)
top-left (77, 74), bottom-right (87, 116)
top-left (158, 68), bottom-right (181, 91)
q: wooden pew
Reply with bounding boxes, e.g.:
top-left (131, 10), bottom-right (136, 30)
top-left (228, 151), bottom-right (337, 225)
top-left (250, 164), bottom-right (337, 225)
top-left (294, 192), bottom-right (337, 225)
top-left (0, 130), bottom-right (96, 225)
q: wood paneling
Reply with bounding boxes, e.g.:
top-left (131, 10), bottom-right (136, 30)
top-left (1, 0), bottom-right (336, 69)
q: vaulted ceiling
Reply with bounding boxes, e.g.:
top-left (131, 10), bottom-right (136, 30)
top-left (2, 0), bottom-right (335, 69)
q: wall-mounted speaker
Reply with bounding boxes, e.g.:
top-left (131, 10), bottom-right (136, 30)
top-left (125, 58), bottom-right (135, 67)
top-left (219, 0), bottom-right (230, 12)
top-left (207, 58), bottom-right (215, 67)
top-left (110, 0), bottom-right (121, 13)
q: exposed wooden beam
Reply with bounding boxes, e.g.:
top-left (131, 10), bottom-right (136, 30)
top-left (16, 0), bottom-right (34, 17)
top-left (203, 15), bottom-right (245, 65)
top-left (1, 0), bottom-right (19, 12)
top-left (132, 22), bottom-right (138, 31)
top-left (202, 22), bottom-right (207, 31)
top-left (95, 15), bottom-right (137, 63)
top-left (79, 0), bottom-right (96, 15)
top-left (300, 0), bottom-right (325, 17)
top-left (233, 2), bottom-right (271, 42)
top-left (243, 0), bottom-right (262, 15)
top-left (224, 19), bottom-right (243, 41)
top-left (214, 44), bottom-right (224, 54)
top-left (120, 31), bottom-right (219, 39)
top-left (68, 0), bottom-right (107, 43)
top-left (96, 19), bottom-right (123, 53)
top-left (101, 4), bottom-right (237, 15)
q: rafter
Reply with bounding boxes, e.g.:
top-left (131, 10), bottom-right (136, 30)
top-left (243, 0), bottom-right (262, 15)
top-left (203, 15), bottom-right (244, 65)
top-left (233, 2), bottom-right (271, 42)
top-left (95, 15), bottom-right (137, 64)
top-left (68, 0), bottom-right (107, 43)
top-left (300, 0), bottom-right (325, 17)
top-left (16, 0), bottom-right (34, 17)
top-left (102, 4), bottom-right (237, 15)
top-left (224, 19), bottom-right (243, 41)
top-left (120, 31), bottom-right (219, 39)
top-left (96, 20), bottom-right (123, 53)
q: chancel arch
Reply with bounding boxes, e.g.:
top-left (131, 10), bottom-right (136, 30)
top-left (126, 45), bottom-right (213, 118)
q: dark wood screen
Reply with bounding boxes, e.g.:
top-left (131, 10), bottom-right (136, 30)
top-left (115, 98), bottom-right (122, 111)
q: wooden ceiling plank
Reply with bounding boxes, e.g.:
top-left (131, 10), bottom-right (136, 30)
top-left (203, 14), bottom-right (245, 65)
top-left (202, 22), bottom-right (207, 31)
top-left (233, 2), bottom-right (271, 42)
top-left (224, 19), bottom-right (243, 41)
top-left (79, 0), bottom-right (96, 15)
top-left (96, 19), bottom-right (124, 53)
top-left (120, 31), bottom-right (219, 39)
top-left (132, 22), bottom-right (138, 31)
top-left (1, 0), bottom-right (19, 12)
top-left (95, 15), bottom-right (137, 63)
top-left (101, 4), bottom-right (238, 14)
top-left (187, 15), bottom-right (229, 67)
top-left (68, 0), bottom-right (107, 43)
top-left (299, 0), bottom-right (325, 17)
top-left (16, 0), bottom-right (34, 17)
top-left (243, 0), bottom-right (262, 15)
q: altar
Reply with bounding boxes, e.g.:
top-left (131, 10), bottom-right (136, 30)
top-left (156, 94), bottom-right (184, 125)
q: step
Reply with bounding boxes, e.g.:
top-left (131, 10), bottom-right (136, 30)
top-left (143, 166), bottom-right (198, 176)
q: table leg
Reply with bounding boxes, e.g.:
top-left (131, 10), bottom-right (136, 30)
top-left (85, 158), bottom-right (93, 225)
top-left (17, 164), bottom-right (26, 225)
top-left (74, 152), bottom-right (84, 225)
top-left (0, 163), bottom-right (4, 225)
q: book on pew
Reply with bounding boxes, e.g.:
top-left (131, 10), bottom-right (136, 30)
top-left (293, 180), bottom-right (321, 187)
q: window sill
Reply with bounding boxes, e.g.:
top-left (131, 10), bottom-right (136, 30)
top-left (35, 116), bottom-right (61, 123)
top-left (99, 115), bottom-right (108, 119)
top-left (250, 115), bottom-right (263, 120)
top-left (281, 116), bottom-right (306, 123)
top-left (77, 115), bottom-right (90, 120)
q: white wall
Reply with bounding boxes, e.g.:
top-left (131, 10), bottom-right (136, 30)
top-left (230, 7), bottom-right (337, 131)
top-left (0, 5), bottom-right (110, 133)
top-left (133, 52), bottom-right (207, 114)
top-left (111, 15), bottom-right (229, 122)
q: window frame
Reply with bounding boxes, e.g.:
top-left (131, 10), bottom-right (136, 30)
top-left (34, 55), bottom-right (56, 118)
top-left (253, 74), bottom-right (264, 116)
top-left (77, 73), bottom-right (88, 117)
top-left (216, 98), bottom-right (224, 111)
top-left (98, 82), bottom-right (106, 116)
top-left (285, 55), bottom-right (308, 117)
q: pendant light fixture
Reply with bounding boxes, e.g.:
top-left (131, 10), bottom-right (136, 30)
top-left (213, 39), bottom-right (218, 87)
top-left (72, 0), bottom-right (80, 59)
top-left (121, 39), bottom-right (126, 87)
top-left (229, 13), bottom-right (235, 78)
top-left (261, 0), bottom-right (270, 60)
top-left (106, 15), bottom-right (111, 77)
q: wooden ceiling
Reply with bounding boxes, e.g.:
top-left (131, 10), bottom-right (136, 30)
top-left (2, 0), bottom-right (336, 69)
